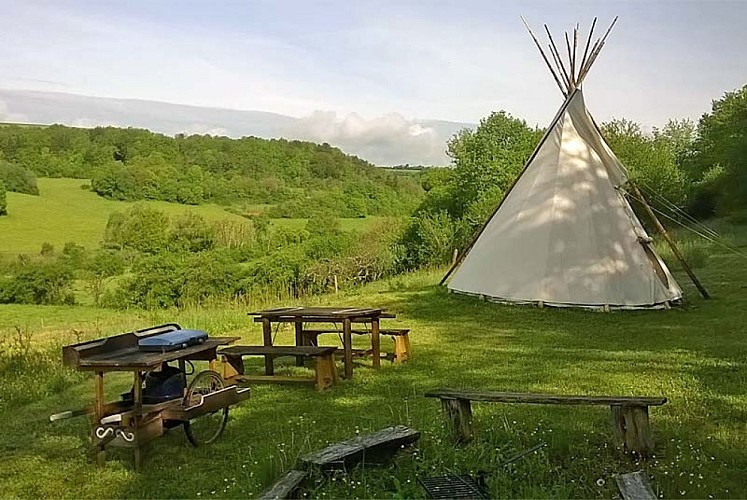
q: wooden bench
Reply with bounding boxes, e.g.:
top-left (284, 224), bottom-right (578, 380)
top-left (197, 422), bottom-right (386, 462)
top-left (302, 329), bottom-right (411, 363)
top-left (257, 469), bottom-right (307, 500)
top-left (424, 390), bottom-right (667, 457)
top-left (217, 346), bottom-right (338, 391)
top-left (300, 425), bottom-right (420, 470)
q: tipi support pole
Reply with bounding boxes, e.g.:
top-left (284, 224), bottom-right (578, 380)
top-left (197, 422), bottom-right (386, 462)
top-left (521, 16), bottom-right (567, 95)
top-left (544, 25), bottom-right (572, 88)
top-left (632, 185), bottom-right (710, 299)
top-left (577, 17), bottom-right (597, 78)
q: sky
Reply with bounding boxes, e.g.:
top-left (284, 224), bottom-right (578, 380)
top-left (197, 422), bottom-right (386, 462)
top-left (0, 1), bottom-right (746, 164)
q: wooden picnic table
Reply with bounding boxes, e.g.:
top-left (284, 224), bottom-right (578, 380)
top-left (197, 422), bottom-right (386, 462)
top-left (248, 307), bottom-right (395, 379)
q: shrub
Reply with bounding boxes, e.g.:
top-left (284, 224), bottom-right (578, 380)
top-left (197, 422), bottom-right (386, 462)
top-left (168, 212), bottom-right (216, 252)
top-left (84, 250), bottom-right (126, 306)
top-left (654, 236), bottom-right (713, 271)
top-left (0, 260), bottom-right (75, 305)
top-left (0, 180), bottom-right (6, 216)
top-left (40, 242), bottom-right (54, 257)
top-left (103, 204), bottom-right (169, 254)
top-left (0, 161), bottom-right (39, 195)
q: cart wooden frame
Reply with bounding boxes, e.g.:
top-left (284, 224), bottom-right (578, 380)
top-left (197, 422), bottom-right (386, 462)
top-left (54, 323), bottom-right (249, 468)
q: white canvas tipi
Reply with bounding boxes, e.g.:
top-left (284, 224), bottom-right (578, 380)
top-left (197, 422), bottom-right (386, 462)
top-left (444, 19), bottom-right (684, 309)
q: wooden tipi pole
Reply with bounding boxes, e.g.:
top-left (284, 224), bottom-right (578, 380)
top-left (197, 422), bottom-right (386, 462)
top-left (631, 184), bottom-right (710, 299)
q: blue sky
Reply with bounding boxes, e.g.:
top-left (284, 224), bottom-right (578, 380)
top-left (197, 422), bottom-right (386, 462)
top-left (1, 0), bottom-right (746, 128)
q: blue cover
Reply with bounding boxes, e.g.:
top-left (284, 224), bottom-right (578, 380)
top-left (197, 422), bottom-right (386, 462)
top-left (138, 329), bottom-right (208, 352)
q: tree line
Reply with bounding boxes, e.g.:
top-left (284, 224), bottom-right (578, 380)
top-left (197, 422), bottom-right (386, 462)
top-left (0, 205), bottom-right (404, 307)
top-left (399, 84), bottom-right (747, 269)
top-left (0, 124), bottom-right (422, 217)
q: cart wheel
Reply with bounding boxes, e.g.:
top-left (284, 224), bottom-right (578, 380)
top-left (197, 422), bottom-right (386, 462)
top-left (183, 370), bottom-right (229, 447)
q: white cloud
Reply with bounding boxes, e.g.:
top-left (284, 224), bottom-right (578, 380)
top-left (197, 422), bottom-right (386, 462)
top-left (181, 123), bottom-right (229, 136)
top-left (0, 100), bottom-right (27, 123)
top-left (292, 111), bottom-right (450, 165)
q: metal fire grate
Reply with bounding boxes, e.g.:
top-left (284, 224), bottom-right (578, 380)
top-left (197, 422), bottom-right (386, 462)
top-left (418, 474), bottom-right (488, 499)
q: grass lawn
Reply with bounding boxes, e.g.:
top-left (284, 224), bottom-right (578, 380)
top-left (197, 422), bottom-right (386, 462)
top-left (1, 229), bottom-right (746, 497)
top-left (0, 178), bottom-right (385, 257)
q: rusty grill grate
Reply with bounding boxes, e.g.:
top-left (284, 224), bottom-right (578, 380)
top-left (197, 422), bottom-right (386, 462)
top-left (418, 474), bottom-right (488, 499)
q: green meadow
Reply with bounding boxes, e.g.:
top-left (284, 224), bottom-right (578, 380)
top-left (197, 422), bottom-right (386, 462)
top-left (1, 219), bottom-right (746, 498)
top-left (0, 178), bottom-right (382, 257)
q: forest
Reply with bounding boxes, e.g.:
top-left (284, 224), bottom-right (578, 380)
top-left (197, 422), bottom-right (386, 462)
top-left (0, 125), bottom-right (422, 217)
top-left (0, 84), bottom-right (745, 308)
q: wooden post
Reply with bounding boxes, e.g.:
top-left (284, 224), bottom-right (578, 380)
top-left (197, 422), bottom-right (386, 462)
top-left (342, 318), bottom-right (353, 379)
top-left (94, 372), bottom-right (106, 466)
top-left (294, 321), bottom-right (304, 367)
top-left (220, 355), bottom-right (244, 379)
top-left (610, 405), bottom-right (654, 457)
top-left (333, 275), bottom-right (339, 294)
top-left (315, 355), bottom-right (337, 391)
top-left (132, 371), bottom-right (143, 470)
top-left (262, 318), bottom-right (274, 375)
top-left (451, 248), bottom-right (458, 266)
top-left (394, 334), bottom-right (411, 363)
top-left (441, 398), bottom-right (473, 443)
top-left (632, 185), bottom-right (710, 299)
top-left (371, 318), bottom-right (381, 369)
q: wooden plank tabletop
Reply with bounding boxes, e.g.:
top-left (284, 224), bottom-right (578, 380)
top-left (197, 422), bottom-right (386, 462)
top-left (76, 336), bottom-right (240, 371)
top-left (424, 390), bottom-right (667, 406)
top-left (248, 306), bottom-right (388, 321)
top-left (220, 345), bottom-right (338, 357)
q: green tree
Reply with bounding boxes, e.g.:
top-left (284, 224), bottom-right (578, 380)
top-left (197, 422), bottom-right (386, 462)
top-left (0, 180), bottom-right (7, 216)
top-left (686, 85), bottom-right (747, 214)
top-left (84, 250), bottom-right (125, 306)
top-left (447, 112), bottom-right (541, 219)
top-left (103, 205), bottom-right (169, 254)
top-left (0, 161), bottom-right (39, 195)
top-left (0, 260), bottom-right (75, 305)
top-left (40, 242), bottom-right (54, 257)
top-left (168, 212), bottom-right (215, 252)
top-left (602, 118), bottom-right (688, 207)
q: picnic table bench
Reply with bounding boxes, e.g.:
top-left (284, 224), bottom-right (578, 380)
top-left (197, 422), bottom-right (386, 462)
top-left (425, 389), bottom-right (667, 456)
top-left (217, 345), bottom-right (339, 391)
top-left (302, 328), bottom-right (411, 363)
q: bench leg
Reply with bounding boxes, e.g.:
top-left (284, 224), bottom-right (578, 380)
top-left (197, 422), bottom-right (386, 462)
top-left (94, 372), bottom-right (107, 466)
top-left (343, 319), bottom-right (353, 379)
top-left (611, 405), bottom-right (654, 457)
top-left (394, 334), bottom-right (411, 363)
top-left (315, 354), bottom-right (338, 391)
top-left (262, 319), bottom-right (274, 375)
top-left (371, 318), bottom-right (381, 369)
top-left (442, 398), bottom-right (473, 443)
top-left (295, 322), bottom-right (305, 367)
top-left (211, 355), bottom-right (243, 380)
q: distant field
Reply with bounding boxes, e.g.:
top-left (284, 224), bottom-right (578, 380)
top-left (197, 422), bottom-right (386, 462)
top-left (0, 178), bottom-right (384, 257)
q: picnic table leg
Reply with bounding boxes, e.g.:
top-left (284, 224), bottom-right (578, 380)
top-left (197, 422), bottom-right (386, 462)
top-left (371, 318), bottom-right (381, 369)
top-left (294, 321), bottom-right (305, 367)
top-left (133, 371), bottom-right (143, 470)
top-left (262, 318), bottom-right (274, 375)
top-left (343, 318), bottom-right (353, 379)
top-left (94, 371), bottom-right (106, 466)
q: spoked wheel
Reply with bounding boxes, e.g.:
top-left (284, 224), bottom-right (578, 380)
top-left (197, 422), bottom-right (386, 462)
top-left (183, 370), bottom-right (229, 447)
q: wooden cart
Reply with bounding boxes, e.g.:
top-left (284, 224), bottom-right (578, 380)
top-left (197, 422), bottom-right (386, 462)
top-left (53, 323), bottom-right (250, 468)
